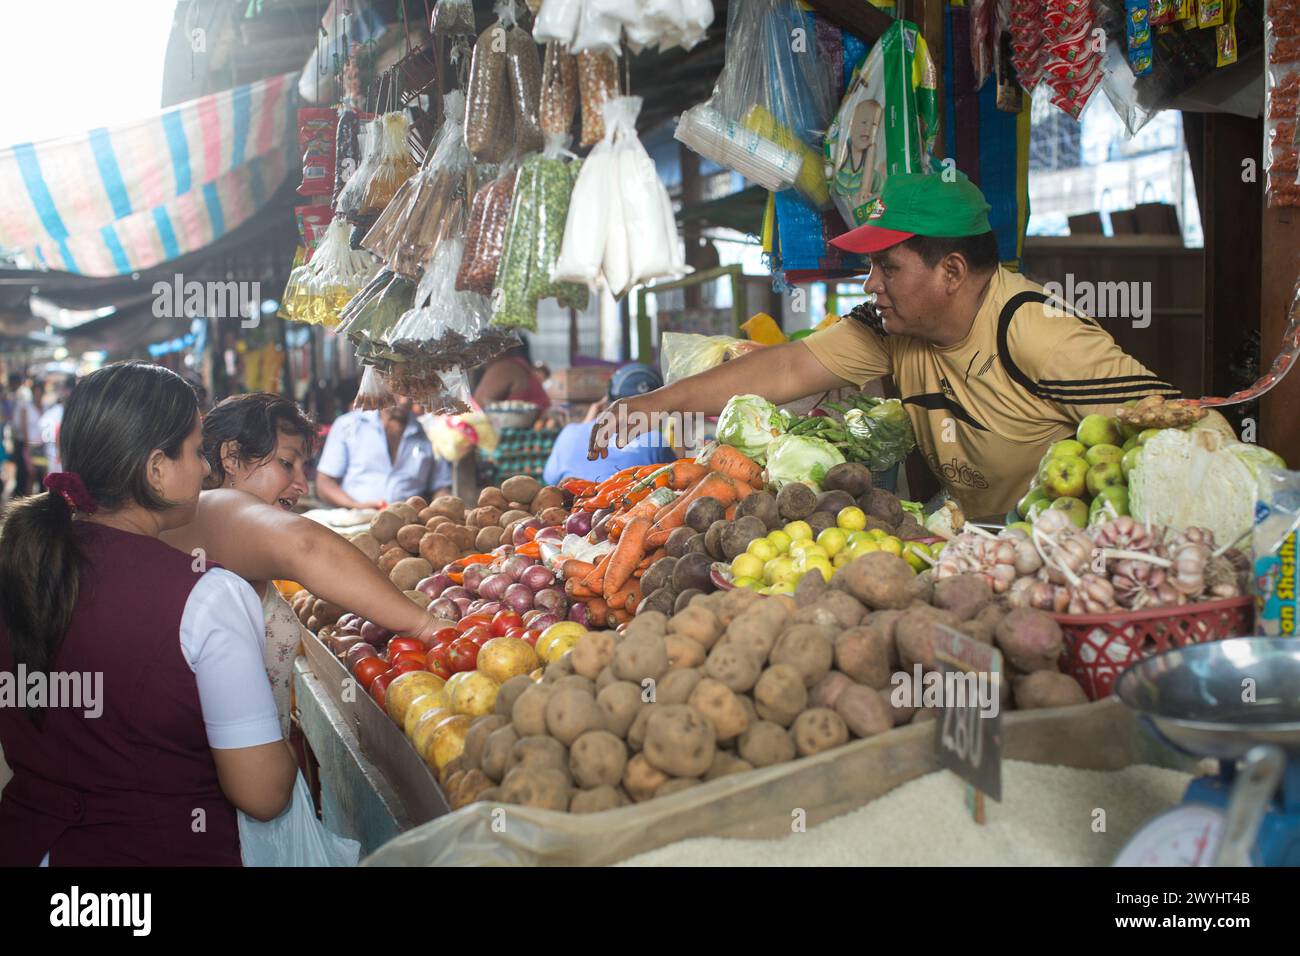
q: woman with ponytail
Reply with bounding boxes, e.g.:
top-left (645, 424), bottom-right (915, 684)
top-left (0, 362), bottom-right (295, 866)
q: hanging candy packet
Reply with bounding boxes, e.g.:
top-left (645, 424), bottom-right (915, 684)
top-left (1197, 0), bottom-right (1225, 28)
top-left (297, 108), bottom-right (337, 198)
top-left (1217, 0), bottom-right (1239, 67)
top-left (1124, 0), bottom-right (1154, 75)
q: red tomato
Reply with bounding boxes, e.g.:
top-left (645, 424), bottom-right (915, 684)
top-left (426, 643), bottom-right (452, 671)
top-left (390, 658), bottom-right (426, 678)
top-left (520, 629), bottom-right (541, 648)
top-left (391, 650), bottom-right (428, 667)
top-left (447, 637), bottom-right (480, 673)
top-left (431, 626), bottom-right (460, 646)
top-left (460, 624), bottom-right (493, 646)
top-left (370, 670), bottom-right (397, 709)
top-left (386, 637), bottom-right (424, 660)
top-left (456, 614), bottom-right (493, 633)
top-left (425, 656), bottom-right (452, 681)
top-left (504, 625), bottom-right (528, 641)
top-left (491, 610), bottom-right (523, 636)
top-left (353, 656), bottom-right (389, 690)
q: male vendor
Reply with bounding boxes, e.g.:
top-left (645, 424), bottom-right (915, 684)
top-left (589, 172), bottom-right (1179, 517)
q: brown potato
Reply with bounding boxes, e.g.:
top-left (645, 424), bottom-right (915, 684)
top-left (643, 704), bottom-right (717, 777)
top-left (466, 505), bottom-right (503, 529)
top-left (623, 610), bottom-right (669, 640)
top-left (703, 751), bottom-right (755, 781)
top-left (505, 735), bottom-right (571, 780)
top-left (378, 547), bottom-right (407, 574)
top-left (933, 574), bottom-right (993, 621)
top-left (480, 725), bottom-right (520, 783)
top-left (405, 495), bottom-right (430, 513)
top-left (443, 524), bottom-right (477, 553)
top-left (596, 681), bottom-right (644, 738)
top-left (834, 624), bottom-right (898, 689)
top-left (753, 665), bottom-right (808, 727)
top-left (425, 514), bottom-right (452, 531)
top-left (351, 533), bottom-right (382, 562)
top-left (419, 532), bottom-right (459, 571)
top-left (511, 684), bottom-right (555, 736)
top-left (395, 523), bottom-right (427, 553)
top-left (388, 503), bottom-right (419, 526)
top-left (369, 511), bottom-right (404, 544)
top-left (538, 506), bottom-right (569, 527)
top-left (738, 720), bottom-right (796, 767)
top-left (499, 767), bottom-right (570, 810)
top-left (545, 687), bottom-right (606, 745)
top-left (390, 557), bottom-right (434, 591)
top-left (417, 506), bottom-right (436, 523)
top-left (462, 715), bottom-right (510, 771)
top-left (478, 487), bottom-right (509, 511)
top-left (404, 590), bottom-right (432, 609)
top-left (494, 675), bottom-right (534, 717)
top-left (655, 778), bottom-right (701, 798)
top-left (895, 606), bottom-right (963, 672)
top-left (449, 769), bottom-right (494, 810)
top-left (428, 496), bottom-right (466, 523)
top-left (704, 643), bottom-right (762, 693)
top-left (657, 668), bottom-right (704, 706)
top-left (995, 608), bottom-right (1065, 673)
top-left (612, 634), bottom-right (669, 683)
top-left (595, 665), bottom-right (618, 694)
top-left (474, 526), bottom-right (504, 552)
top-left (688, 678), bottom-right (750, 742)
top-left (501, 475), bottom-right (541, 506)
top-left (665, 634), bottom-right (706, 670)
top-left (834, 552), bottom-right (916, 610)
top-left (569, 730), bottom-right (628, 788)
top-left (809, 670), bottom-right (855, 710)
top-left (622, 753), bottom-right (669, 802)
top-left (569, 785), bottom-right (624, 813)
top-left (554, 674), bottom-right (596, 697)
top-left (834, 684), bottom-right (893, 738)
top-left (668, 605), bottom-right (722, 650)
top-left (791, 708), bottom-right (849, 757)
top-left (530, 486), bottom-right (566, 513)
top-left (724, 602), bottom-right (790, 661)
top-left (770, 624), bottom-right (834, 688)
top-left (882, 672), bottom-right (919, 725)
top-left (795, 568), bottom-right (829, 606)
top-left (540, 654), bottom-right (577, 684)
top-left (1012, 671), bottom-right (1087, 709)
top-left (627, 706), bottom-right (653, 751)
top-left (795, 591), bottom-right (866, 631)
top-left (571, 630), bottom-right (617, 679)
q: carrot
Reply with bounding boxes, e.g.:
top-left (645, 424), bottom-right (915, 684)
top-left (587, 597), bottom-right (609, 627)
top-left (604, 515), bottom-right (651, 598)
top-left (516, 540), bottom-right (541, 558)
top-left (608, 487), bottom-right (675, 538)
top-left (667, 459), bottom-right (709, 489)
top-left (566, 578), bottom-right (600, 599)
top-left (644, 473), bottom-right (740, 548)
top-left (705, 444), bottom-right (763, 487)
top-left (639, 547), bottom-right (667, 570)
top-left (561, 559), bottom-right (597, 581)
top-left (608, 581), bottom-right (640, 611)
top-left (725, 504), bottom-right (737, 521)
top-left (609, 608), bottom-right (633, 625)
top-left (584, 552), bottom-right (611, 593)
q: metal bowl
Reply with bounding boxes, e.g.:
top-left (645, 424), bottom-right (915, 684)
top-left (1114, 638), bottom-right (1300, 760)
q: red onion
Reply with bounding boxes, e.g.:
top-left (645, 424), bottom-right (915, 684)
top-left (535, 526), bottom-right (565, 545)
top-left (592, 507), bottom-right (613, 525)
top-left (478, 573), bottom-right (512, 602)
top-left (441, 585), bottom-right (471, 604)
top-left (591, 515), bottom-right (610, 542)
top-left (430, 598), bottom-right (460, 621)
top-left (502, 554), bottom-right (538, 581)
top-left (337, 613), bottom-right (362, 631)
top-left (332, 635), bottom-right (367, 656)
top-left (452, 597), bottom-right (472, 616)
top-left (564, 511), bottom-right (592, 536)
top-left (503, 583), bottom-right (535, 615)
top-left (528, 611), bottom-right (561, 631)
top-left (568, 603), bottom-right (589, 627)
top-left (473, 601), bottom-right (504, 618)
top-left (522, 609), bottom-right (547, 627)
top-left (461, 564), bottom-right (489, 594)
top-left (512, 519), bottom-right (543, 546)
top-left (359, 620), bottom-right (392, 647)
top-left (533, 588), bottom-right (566, 613)
top-left (345, 642), bottom-right (379, 669)
top-left (520, 564), bottom-right (556, 592)
top-left (416, 574), bottom-right (454, 599)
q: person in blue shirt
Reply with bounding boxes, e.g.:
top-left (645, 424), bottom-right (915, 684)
top-left (316, 396), bottom-right (451, 508)
top-left (544, 364), bottom-right (675, 486)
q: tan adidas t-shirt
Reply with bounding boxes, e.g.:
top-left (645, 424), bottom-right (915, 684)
top-left (803, 266), bottom-right (1179, 517)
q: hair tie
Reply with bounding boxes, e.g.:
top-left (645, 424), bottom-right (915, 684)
top-left (44, 472), bottom-right (99, 514)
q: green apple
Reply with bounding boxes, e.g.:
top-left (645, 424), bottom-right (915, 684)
top-left (1137, 428), bottom-right (1162, 445)
top-left (1089, 486), bottom-right (1130, 524)
top-left (1006, 520), bottom-right (1034, 536)
top-left (1048, 438), bottom-right (1087, 459)
top-left (1086, 461), bottom-right (1125, 496)
top-left (1042, 455), bottom-right (1088, 499)
top-left (1122, 436), bottom-right (1139, 452)
top-left (1026, 498), bottom-right (1051, 522)
top-left (1084, 443), bottom-right (1124, 467)
top-left (1017, 485), bottom-right (1050, 519)
top-left (1121, 445), bottom-right (1142, 479)
top-left (1049, 496), bottom-right (1089, 528)
top-left (1077, 414), bottom-right (1122, 448)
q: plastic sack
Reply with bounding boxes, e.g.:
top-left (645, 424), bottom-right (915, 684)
top-left (843, 397), bottom-right (917, 472)
top-left (355, 365), bottom-right (397, 411)
top-left (675, 103), bottom-right (802, 193)
top-left (1254, 467), bottom-right (1300, 637)
top-left (239, 772), bottom-right (360, 867)
top-left (303, 217), bottom-right (379, 328)
top-left (661, 332), bottom-right (766, 385)
top-left (338, 272), bottom-right (418, 366)
top-left (540, 42), bottom-right (579, 137)
top-left (534, 0), bottom-right (582, 44)
top-left (465, 11), bottom-right (515, 163)
top-left (430, 0), bottom-right (476, 35)
top-left (577, 49), bottom-right (620, 147)
top-left (390, 366), bottom-right (474, 415)
top-left (824, 20), bottom-right (939, 228)
top-left (552, 133), bottom-right (614, 289)
top-left (614, 100), bottom-right (677, 286)
top-left (573, 1), bottom-right (623, 53)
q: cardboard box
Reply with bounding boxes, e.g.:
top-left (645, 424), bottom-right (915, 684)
top-left (547, 366), bottom-right (614, 402)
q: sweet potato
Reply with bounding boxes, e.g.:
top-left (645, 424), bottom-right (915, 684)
top-left (933, 574), bottom-right (993, 621)
top-left (770, 625), bottom-right (834, 688)
top-left (834, 684), bottom-right (893, 738)
top-left (738, 720), bottom-right (796, 767)
top-left (834, 552), bottom-right (916, 610)
top-left (499, 767), bottom-right (570, 810)
top-left (596, 681), bottom-right (645, 737)
top-left (753, 665), bottom-right (808, 727)
top-left (569, 730), bottom-right (628, 789)
top-left (996, 608), bottom-right (1065, 673)
top-left (688, 678), bottom-right (750, 742)
top-left (791, 708), bottom-right (849, 757)
top-left (1012, 671), bottom-right (1087, 709)
top-left (545, 687), bottom-right (605, 745)
top-left (834, 623), bottom-right (898, 689)
top-left (612, 634), bottom-right (669, 683)
top-left (704, 643), bottom-right (763, 693)
top-left (642, 704), bottom-right (717, 777)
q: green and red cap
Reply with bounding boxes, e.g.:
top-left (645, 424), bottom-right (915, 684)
top-left (829, 171), bottom-right (993, 255)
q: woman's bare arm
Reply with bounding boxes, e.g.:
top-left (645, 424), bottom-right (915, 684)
top-left (163, 490), bottom-right (432, 635)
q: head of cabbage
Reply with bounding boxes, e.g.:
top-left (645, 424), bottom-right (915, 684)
top-left (764, 434), bottom-right (846, 492)
top-left (1129, 427), bottom-right (1286, 548)
top-left (716, 394), bottom-right (784, 464)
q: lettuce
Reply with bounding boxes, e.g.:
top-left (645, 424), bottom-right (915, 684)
top-left (765, 434), bottom-right (846, 491)
top-left (1129, 428), bottom-right (1287, 548)
top-left (716, 394), bottom-right (784, 464)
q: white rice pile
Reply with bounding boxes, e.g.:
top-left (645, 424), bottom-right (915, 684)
top-left (618, 761), bottom-right (1192, 867)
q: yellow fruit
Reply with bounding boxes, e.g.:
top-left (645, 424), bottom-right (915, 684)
top-left (868, 528), bottom-right (890, 540)
top-left (768, 580), bottom-right (796, 594)
top-left (832, 550), bottom-right (852, 569)
top-left (836, 506), bottom-right (867, 531)
top-left (846, 530), bottom-right (870, 547)
top-left (537, 621), bottom-right (587, 661)
top-left (731, 553), bottom-right (765, 581)
top-left (542, 633), bottom-right (580, 664)
top-left (476, 637), bottom-right (539, 684)
top-left (450, 671), bottom-right (500, 716)
top-left (529, 667), bottom-right (544, 681)
top-left (439, 671), bottom-right (472, 708)
top-left (764, 557), bottom-right (796, 584)
top-left (746, 538), bottom-right (779, 562)
top-left (385, 671), bottom-right (446, 725)
top-left (784, 520), bottom-right (813, 541)
top-left (849, 540), bottom-right (880, 560)
top-left (733, 576), bottom-right (762, 590)
top-left (816, 527), bottom-right (848, 556)
top-left (802, 556), bottom-right (834, 582)
top-left (902, 541), bottom-right (934, 573)
top-left (411, 707), bottom-right (458, 759)
top-left (403, 694), bottom-right (449, 741)
top-left (429, 714), bottom-right (472, 770)
top-left (878, 536), bottom-right (903, 557)
top-left (766, 530), bottom-right (792, 553)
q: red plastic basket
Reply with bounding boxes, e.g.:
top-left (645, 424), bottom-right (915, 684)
top-left (1054, 596), bottom-right (1254, 701)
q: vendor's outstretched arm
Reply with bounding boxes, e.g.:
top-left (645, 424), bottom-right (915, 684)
top-left (163, 490), bottom-right (433, 637)
top-left (589, 341), bottom-right (851, 458)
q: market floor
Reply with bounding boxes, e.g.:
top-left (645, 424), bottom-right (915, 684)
top-left (617, 761), bottom-right (1193, 866)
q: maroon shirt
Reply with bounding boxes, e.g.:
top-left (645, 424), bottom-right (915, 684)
top-left (0, 523), bottom-right (242, 866)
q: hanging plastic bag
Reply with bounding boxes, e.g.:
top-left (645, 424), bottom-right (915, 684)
top-left (534, 0), bottom-right (582, 45)
top-left (458, 166), bottom-right (520, 295)
top-left (238, 772), bottom-right (360, 867)
top-left (612, 98), bottom-right (676, 286)
top-left (552, 114), bottom-right (619, 290)
top-left (506, 24), bottom-right (545, 154)
top-left (355, 365), bottom-right (397, 410)
top-left (465, 6), bottom-right (516, 163)
top-left (359, 112), bottom-right (418, 216)
top-left (335, 118), bottom-right (382, 215)
top-left (431, 0), bottom-right (476, 36)
top-left (572, 2), bottom-right (623, 54)
top-left (304, 218), bottom-right (379, 328)
top-left (577, 49), bottom-right (620, 147)
top-left (540, 41), bottom-right (579, 137)
top-left (824, 20), bottom-right (939, 229)
top-left (661, 332), bottom-right (766, 385)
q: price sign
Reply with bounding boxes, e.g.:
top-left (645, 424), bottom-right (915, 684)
top-left (932, 625), bottom-right (1004, 806)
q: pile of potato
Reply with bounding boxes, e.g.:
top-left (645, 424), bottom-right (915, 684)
top-left (437, 550), bottom-right (1089, 813)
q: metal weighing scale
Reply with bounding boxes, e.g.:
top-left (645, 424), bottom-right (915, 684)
top-left (1113, 638), bottom-right (1300, 867)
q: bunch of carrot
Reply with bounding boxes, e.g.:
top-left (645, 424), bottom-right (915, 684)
top-left (557, 444), bottom-right (765, 624)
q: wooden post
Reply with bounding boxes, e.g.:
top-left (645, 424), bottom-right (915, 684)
top-left (1261, 204), bottom-right (1300, 466)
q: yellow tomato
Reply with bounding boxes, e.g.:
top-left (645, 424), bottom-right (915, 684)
top-left (878, 536), bottom-right (903, 557)
top-left (747, 538), bottom-right (779, 562)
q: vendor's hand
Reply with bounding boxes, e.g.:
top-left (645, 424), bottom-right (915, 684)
top-left (355, 500), bottom-right (386, 511)
top-left (588, 396), bottom-right (649, 460)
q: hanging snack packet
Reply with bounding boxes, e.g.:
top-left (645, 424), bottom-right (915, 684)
top-left (1217, 0), bottom-right (1239, 67)
top-left (1124, 0), bottom-right (1154, 76)
top-left (1198, 0), bottom-right (1225, 28)
top-left (1254, 467), bottom-right (1300, 637)
top-left (540, 42), bottom-right (579, 137)
top-left (335, 118), bottom-right (381, 216)
top-left (297, 108), bottom-right (337, 198)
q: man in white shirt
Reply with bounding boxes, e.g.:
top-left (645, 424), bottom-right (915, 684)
top-left (39, 377), bottom-right (71, 475)
top-left (315, 397), bottom-right (451, 508)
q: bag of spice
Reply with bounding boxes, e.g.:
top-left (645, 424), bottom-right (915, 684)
top-left (431, 0), bottom-right (476, 35)
top-left (526, 136), bottom-right (589, 312)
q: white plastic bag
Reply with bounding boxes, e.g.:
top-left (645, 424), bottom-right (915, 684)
top-left (602, 162), bottom-right (631, 296)
top-left (239, 772), bottom-right (361, 867)
top-left (572, 1), bottom-right (623, 53)
top-left (617, 126), bottom-right (673, 285)
top-left (589, 0), bottom-right (641, 24)
top-left (552, 140), bottom-right (615, 288)
top-left (533, 0), bottom-right (582, 44)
